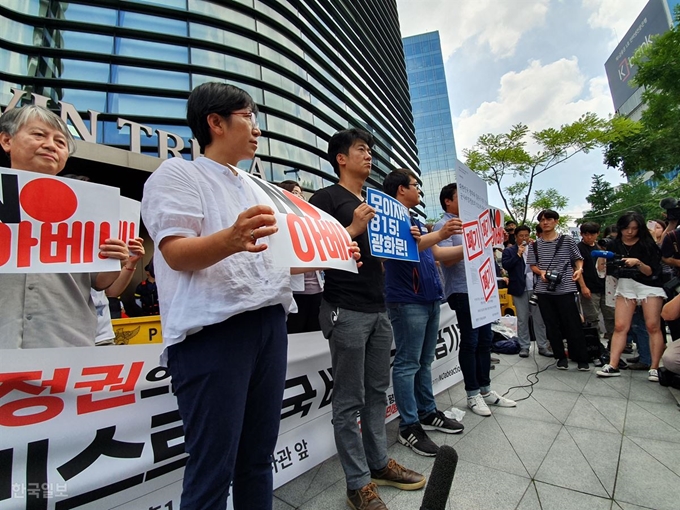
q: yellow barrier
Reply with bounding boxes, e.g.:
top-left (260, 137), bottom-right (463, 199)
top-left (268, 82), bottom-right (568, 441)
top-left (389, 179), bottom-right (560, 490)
top-left (111, 316), bottom-right (162, 345)
top-left (498, 288), bottom-right (517, 317)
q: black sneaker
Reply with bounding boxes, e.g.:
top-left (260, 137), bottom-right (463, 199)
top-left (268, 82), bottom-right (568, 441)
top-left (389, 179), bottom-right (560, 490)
top-left (556, 358), bottom-right (569, 370)
top-left (420, 410), bottom-right (464, 434)
top-left (397, 424), bottom-right (439, 457)
top-left (596, 364), bottom-right (621, 377)
top-left (577, 362), bottom-right (590, 371)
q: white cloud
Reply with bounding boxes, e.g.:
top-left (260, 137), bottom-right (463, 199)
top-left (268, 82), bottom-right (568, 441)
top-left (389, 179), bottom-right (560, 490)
top-left (397, 0), bottom-right (549, 59)
top-left (582, 0), bottom-right (650, 41)
top-left (453, 57), bottom-right (614, 152)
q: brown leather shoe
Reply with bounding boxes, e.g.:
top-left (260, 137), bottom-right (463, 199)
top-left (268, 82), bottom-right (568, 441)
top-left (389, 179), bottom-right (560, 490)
top-left (370, 458), bottom-right (426, 490)
top-left (346, 482), bottom-right (387, 509)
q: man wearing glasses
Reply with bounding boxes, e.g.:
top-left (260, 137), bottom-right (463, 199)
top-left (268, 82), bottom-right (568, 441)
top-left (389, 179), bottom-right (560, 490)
top-left (142, 82), bottom-right (295, 510)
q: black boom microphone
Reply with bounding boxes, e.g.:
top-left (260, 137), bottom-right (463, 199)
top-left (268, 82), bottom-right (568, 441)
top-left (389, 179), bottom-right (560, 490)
top-left (420, 445), bottom-right (459, 510)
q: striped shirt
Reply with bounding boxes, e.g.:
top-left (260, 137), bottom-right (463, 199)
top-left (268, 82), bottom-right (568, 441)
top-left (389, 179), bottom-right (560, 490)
top-left (526, 235), bottom-right (583, 294)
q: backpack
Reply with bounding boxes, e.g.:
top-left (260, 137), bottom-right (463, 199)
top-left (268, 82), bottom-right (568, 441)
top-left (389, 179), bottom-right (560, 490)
top-left (491, 337), bottom-right (521, 355)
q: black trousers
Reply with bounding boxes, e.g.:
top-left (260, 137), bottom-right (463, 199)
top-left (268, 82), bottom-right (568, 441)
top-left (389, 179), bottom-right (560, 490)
top-left (536, 293), bottom-right (589, 363)
top-left (286, 292), bottom-right (322, 334)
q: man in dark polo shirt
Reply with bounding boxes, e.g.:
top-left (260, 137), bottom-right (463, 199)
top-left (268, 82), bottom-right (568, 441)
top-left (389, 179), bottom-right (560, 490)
top-left (310, 129), bottom-right (424, 510)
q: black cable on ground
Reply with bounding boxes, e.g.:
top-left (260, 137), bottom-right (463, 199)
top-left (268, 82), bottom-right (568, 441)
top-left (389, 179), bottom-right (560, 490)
top-left (501, 346), bottom-right (556, 402)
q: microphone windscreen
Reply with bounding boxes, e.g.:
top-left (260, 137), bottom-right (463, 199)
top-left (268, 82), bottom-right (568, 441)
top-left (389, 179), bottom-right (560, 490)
top-left (591, 250), bottom-right (615, 259)
top-left (420, 445), bottom-right (458, 510)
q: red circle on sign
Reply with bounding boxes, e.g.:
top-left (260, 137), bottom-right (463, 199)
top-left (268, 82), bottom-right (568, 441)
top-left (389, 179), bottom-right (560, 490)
top-left (20, 178), bottom-right (78, 223)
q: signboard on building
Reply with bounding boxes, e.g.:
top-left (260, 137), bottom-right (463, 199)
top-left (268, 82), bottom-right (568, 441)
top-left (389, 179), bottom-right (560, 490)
top-left (604, 0), bottom-right (673, 112)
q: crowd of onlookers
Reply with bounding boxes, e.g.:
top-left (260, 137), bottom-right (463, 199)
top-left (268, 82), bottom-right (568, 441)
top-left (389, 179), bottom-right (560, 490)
top-left (498, 213), bottom-right (680, 386)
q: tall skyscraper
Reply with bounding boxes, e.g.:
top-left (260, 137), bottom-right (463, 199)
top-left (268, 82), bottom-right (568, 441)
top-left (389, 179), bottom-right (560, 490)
top-left (403, 31), bottom-right (458, 220)
top-left (1, 0), bottom-right (417, 199)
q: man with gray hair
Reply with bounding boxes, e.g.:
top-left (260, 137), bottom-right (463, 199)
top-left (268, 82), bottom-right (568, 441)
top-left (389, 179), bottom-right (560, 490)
top-left (0, 105), bottom-right (137, 348)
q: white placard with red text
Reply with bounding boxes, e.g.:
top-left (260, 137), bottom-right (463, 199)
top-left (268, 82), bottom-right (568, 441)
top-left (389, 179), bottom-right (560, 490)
top-left (456, 162), bottom-right (501, 328)
top-left (117, 197), bottom-right (141, 243)
top-left (0, 169), bottom-right (121, 274)
top-left (0, 306), bottom-right (462, 510)
top-left (236, 169), bottom-right (358, 273)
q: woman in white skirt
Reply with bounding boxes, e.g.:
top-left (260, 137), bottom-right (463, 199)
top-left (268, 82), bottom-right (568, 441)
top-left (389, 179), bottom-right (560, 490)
top-left (597, 212), bottom-right (665, 382)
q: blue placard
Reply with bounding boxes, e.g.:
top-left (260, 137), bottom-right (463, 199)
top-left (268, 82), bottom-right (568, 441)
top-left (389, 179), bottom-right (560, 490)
top-left (366, 188), bottom-right (420, 262)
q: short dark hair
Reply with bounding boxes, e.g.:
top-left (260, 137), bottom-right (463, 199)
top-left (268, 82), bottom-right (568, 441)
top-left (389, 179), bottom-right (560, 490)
top-left (515, 225), bottom-right (531, 235)
top-left (537, 209), bottom-right (559, 221)
top-left (383, 168), bottom-right (413, 198)
top-left (187, 82), bottom-right (258, 152)
top-left (277, 180), bottom-right (299, 193)
top-left (327, 128), bottom-right (374, 176)
top-left (505, 220), bottom-right (517, 227)
top-left (536, 225), bottom-right (543, 235)
top-left (603, 224), bottom-right (618, 237)
top-left (439, 183), bottom-right (457, 212)
top-left (580, 221), bottom-right (600, 234)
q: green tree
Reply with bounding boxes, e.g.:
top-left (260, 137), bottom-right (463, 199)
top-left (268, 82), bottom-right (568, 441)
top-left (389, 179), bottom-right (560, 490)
top-left (464, 113), bottom-right (618, 225)
top-left (604, 6), bottom-right (680, 176)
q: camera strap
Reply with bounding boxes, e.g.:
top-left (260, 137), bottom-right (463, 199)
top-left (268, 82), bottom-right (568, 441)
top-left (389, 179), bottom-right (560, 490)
top-left (533, 234), bottom-right (566, 272)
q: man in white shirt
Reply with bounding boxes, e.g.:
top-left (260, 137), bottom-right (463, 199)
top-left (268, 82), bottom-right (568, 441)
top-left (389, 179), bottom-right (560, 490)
top-left (142, 82), bottom-right (297, 510)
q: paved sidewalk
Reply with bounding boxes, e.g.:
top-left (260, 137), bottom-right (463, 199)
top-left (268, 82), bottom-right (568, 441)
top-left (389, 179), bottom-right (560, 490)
top-left (273, 346), bottom-right (680, 509)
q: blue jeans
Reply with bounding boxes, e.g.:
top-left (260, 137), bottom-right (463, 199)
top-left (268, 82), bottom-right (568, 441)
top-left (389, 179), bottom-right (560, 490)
top-left (167, 305), bottom-right (288, 510)
top-left (319, 299), bottom-right (392, 491)
top-left (388, 302), bottom-right (439, 428)
top-left (446, 293), bottom-right (492, 397)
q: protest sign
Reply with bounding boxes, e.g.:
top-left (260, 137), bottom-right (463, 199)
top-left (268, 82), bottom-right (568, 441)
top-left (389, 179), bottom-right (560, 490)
top-left (456, 162), bottom-right (501, 328)
top-left (237, 166), bottom-right (357, 273)
top-left (366, 188), bottom-right (419, 262)
top-left (0, 169), bottom-right (120, 273)
top-left (117, 197), bottom-right (141, 244)
top-left (0, 306), bottom-right (462, 510)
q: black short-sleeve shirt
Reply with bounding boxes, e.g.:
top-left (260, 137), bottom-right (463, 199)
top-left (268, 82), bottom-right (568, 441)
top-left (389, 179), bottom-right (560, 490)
top-left (309, 184), bottom-right (385, 312)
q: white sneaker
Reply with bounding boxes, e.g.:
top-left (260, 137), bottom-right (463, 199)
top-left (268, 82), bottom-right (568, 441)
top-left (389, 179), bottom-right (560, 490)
top-left (482, 390), bottom-right (517, 408)
top-left (648, 369), bottom-right (659, 382)
top-left (467, 393), bottom-right (491, 416)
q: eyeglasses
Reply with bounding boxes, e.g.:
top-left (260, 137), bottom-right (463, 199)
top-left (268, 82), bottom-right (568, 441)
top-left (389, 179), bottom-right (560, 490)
top-left (405, 182), bottom-right (421, 190)
top-left (231, 111), bottom-right (259, 129)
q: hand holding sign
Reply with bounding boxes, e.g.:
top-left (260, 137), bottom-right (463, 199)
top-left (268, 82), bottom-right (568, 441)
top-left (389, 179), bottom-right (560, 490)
top-left (410, 225), bottom-right (422, 244)
top-left (348, 202), bottom-right (375, 238)
top-left (235, 205), bottom-right (278, 253)
top-left (99, 238), bottom-right (134, 261)
top-left (437, 218), bottom-right (463, 241)
top-left (125, 237), bottom-right (145, 268)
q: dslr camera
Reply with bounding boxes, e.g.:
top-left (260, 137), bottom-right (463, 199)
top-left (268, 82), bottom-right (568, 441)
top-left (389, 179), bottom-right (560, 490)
top-left (605, 255), bottom-right (639, 279)
top-left (660, 197), bottom-right (680, 222)
top-left (663, 276), bottom-right (680, 300)
top-left (544, 269), bottom-right (563, 292)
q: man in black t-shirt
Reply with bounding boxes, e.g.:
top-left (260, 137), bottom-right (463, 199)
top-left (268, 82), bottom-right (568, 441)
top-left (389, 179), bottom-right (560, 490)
top-left (577, 222), bottom-right (614, 339)
top-left (310, 129), bottom-right (424, 510)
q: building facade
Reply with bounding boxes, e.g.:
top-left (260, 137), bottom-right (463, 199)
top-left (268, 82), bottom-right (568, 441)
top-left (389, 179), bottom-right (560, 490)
top-left (403, 31), bottom-right (457, 220)
top-left (0, 0), bottom-right (418, 198)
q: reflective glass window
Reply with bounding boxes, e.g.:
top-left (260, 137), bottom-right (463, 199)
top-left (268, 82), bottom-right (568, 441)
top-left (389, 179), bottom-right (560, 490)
top-left (188, 0), bottom-right (255, 29)
top-left (116, 38), bottom-right (188, 63)
top-left (60, 60), bottom-right (110, 82)
top-left (263, 91), bottom-right (312, 123)
top-left (0, 48), bottom-right (29, 77)
top-left (61, 31), bottom-right (113, 54)
top-left (189, 23), bottom-right (257, 54)
top-left (261, 68), bottom-right (309, 102)
top-left (191, 49), bottom-right (260, 78)
top-left (62, 3), bottom-right (117, 25)
top-left (60, 89), bottom-right (107, 114)
top-left (269, 139), bottom-right (319, 169)
top-left (0, 80), bottom-right (22, 106)
top-left (258, 45), bottom-right (306, 80)
top-left (122, 0), bottom-right (187, 9)
top-left (0, 17), bottom-right (36, 46)
top-left (266, 115), bottom-right (315, 147)
top-left (112, 65), bottom-right (190, 91)
top-left (119, 11), bottom-right (188, 36)
top-left (108, 93), bottom-right (186, 118)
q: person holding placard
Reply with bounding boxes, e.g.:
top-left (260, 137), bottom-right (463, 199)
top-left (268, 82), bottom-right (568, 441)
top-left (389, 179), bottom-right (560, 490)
top-left (434, 183), bottom-right (517, 417)
top-left (382, 169), bottom-right (465, 457)
top-left (0, 105), bottom-right (137, 349)
top-left (310, 130), bottom-right (425, 510)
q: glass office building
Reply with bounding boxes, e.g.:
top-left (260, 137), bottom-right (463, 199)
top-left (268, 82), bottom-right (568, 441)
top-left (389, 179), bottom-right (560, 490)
top-left (403, 31), bottom-right (457, 220)
top-left (0, 0), bottom-right (418, 198)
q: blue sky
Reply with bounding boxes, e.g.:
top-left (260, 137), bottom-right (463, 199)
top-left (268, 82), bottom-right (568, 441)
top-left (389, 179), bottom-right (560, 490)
top-left (396, 0), bottom-right (651, 223)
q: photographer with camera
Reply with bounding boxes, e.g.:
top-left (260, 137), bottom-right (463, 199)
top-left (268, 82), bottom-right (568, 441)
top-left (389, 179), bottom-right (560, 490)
top-left (596, 212), bottom-right (665, 382)
top-left (527, 210), bottom-right (590, 371)
top-left (659, 198), bottom-right (680, 341)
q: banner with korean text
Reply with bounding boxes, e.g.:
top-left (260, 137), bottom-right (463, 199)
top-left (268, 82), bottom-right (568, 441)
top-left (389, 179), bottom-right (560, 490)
top-left (366, 188), bottom-right (419, 262)
top-left (237, 167), bottom-right (357, 273)
top-left (456, 162), bottom-right (501, 328)
top-left (0, 306), bottom-right (462, 510)
top-left (0, 169), bottom-right (122, 274)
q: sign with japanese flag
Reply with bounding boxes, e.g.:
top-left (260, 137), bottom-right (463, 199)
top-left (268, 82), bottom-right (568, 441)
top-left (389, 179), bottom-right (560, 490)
top-left (0, 169), bottom-right (121, 274)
